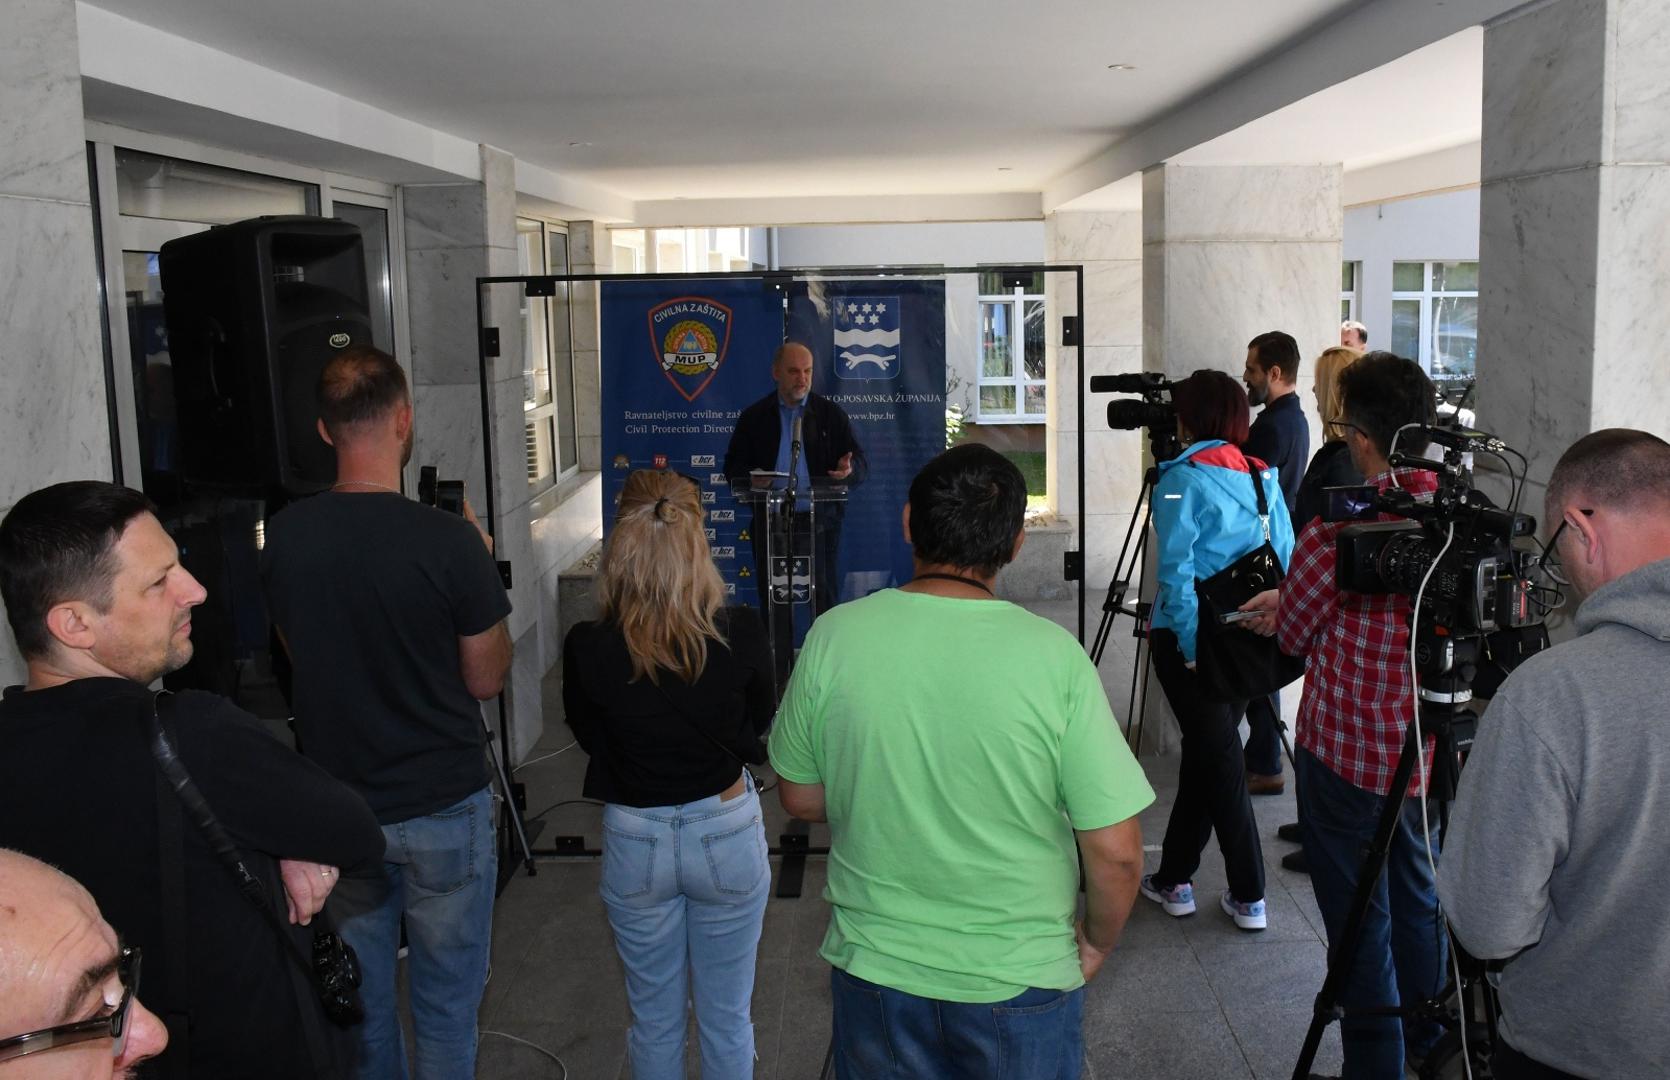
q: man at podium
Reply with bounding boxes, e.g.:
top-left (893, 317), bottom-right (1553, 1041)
top-left (723, 341), bottom-right (865, 617)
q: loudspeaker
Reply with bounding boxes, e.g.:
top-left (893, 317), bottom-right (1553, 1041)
top-left (160, 216), bottom-right (372, 494)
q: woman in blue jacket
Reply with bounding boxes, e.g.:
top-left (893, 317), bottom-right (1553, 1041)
top-left (1139, 369), bottom-right (1295, 932)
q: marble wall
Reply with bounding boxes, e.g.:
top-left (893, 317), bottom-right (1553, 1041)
top-left (401, 146), bottom-right (550, 760)
top-left (0, 0), bottom-right (111, 684)
top-left (1477, 0), bottom-right (1670, 512)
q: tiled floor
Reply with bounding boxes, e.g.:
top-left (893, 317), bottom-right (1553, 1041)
top-left (471, 600), bottom-right (1343, 1079)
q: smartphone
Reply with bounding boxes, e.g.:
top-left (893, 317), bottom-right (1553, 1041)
top-left (1218, 609), bottom-right (1261, 626)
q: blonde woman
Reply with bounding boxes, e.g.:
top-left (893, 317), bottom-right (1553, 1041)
top-left (562, 469), bottom-right (773, 1080)
top-left (1293, 346), bottom-right (1366, 529)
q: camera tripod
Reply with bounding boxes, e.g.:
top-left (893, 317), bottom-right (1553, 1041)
top-left (1088, 427), bottom-right (1179, 750)
top-left (1291, 623), bottom-right (1500, 1080)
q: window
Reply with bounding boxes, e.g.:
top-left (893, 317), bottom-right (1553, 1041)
top-left (114, 148), bottom-right (318, 223)
top-left (518, 217), bottom-right (577, 493)
top-left (976, 271), bottom-right (1046, 422)
top-left (1391, 261), bottom-right (1478, 378)
top-left (1340, 262), bottom-right (1359, 325)
top-left (610, 228), bottom-right (754, 273)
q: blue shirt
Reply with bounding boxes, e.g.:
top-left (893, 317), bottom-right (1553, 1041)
top-left (775, 397), bottom-right (813, 510)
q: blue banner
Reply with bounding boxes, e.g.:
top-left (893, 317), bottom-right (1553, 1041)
top-left (788, 280), bottom-right (946, 599)
top-left (600, 276), bottom-right (946, 621)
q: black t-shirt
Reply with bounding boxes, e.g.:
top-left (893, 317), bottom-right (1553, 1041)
top-left (563, 607), bottom-right (775, 807)
top-left (261, 492), bottom-right (512, 823)
top-left (0, 678), bottom-right (384, 1080)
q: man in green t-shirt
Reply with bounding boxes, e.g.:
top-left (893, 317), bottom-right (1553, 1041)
top-left (769, 444), bottom-right (1153, 1079)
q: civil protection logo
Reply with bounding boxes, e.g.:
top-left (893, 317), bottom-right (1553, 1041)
top-left (834, 296), bottom-right (901, 381)
top-left (647, 296), bottom-right (733, 402)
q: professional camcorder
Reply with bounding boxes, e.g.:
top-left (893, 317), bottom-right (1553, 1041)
top-left (1323, 425), bottom-right (1540, 637)
top-left (1090, 373), bottom-right (1180, 461)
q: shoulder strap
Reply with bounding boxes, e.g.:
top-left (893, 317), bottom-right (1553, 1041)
top-left (649, 674), bottom-right (754, 768)
top-left (146, 692), bottom-right (336, 1070)
top-left (1248, 459), bottom-right (1272, 541)
top-left (151, 749), bottom-right (193, 1080)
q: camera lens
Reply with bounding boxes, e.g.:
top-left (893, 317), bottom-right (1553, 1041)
top-left (1107, 400), bottom-right (1176, 432)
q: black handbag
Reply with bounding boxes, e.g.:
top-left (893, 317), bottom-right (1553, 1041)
top-left (1191, 462), bottom-right (1306, 703)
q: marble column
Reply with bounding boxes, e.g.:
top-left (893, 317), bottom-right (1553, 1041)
top-left (0, 0), bottom-right (110, 684)
top-left (1044, 211), bottom-right (1144, 591)
top-left (401, 145), bottom-right (544, 761)
top-left (1140, 164), bottom-right (1342, 752)
top-left (1477, 0), bottom-right (1670, 510)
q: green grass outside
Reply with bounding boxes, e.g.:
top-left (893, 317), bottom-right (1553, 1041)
top-left (1001, 450), bottom-right (1048, 510)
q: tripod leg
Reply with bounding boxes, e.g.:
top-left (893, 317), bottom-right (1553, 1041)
top-left (482, 705), bottom-right (537, 879)
top-left (1291, 717), bottom-right (1426, 1080)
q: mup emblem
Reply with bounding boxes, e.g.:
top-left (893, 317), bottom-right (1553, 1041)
top-left (647, 296), bottom-right (733, 402)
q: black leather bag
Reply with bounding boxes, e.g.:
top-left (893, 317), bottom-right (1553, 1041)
top-left (1192, 463), bottom-right (1306, 703)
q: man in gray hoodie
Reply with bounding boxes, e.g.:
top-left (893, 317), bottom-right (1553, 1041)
top-left (1439, 428), bottom-right (1670, 1080)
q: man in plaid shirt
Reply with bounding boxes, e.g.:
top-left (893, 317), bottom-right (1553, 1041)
top-left (1243, 352), bottom-right (1448, 1079)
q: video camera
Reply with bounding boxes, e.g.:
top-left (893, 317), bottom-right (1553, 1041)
top-left (1090, 373), bottom-right (1180, 461)
top-left (1324, 425), bottom-right (1540, 638)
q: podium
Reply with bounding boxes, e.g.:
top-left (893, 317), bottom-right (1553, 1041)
top-left (729, 476), bottom-right (848, 693)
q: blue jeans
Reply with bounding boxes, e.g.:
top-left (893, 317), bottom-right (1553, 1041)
top-left (830, 969), bottom-right (1084, 1080)
top-left (329, 786), bottom-right (497, 1080)
top-left (1295, 749), bottom-right (1448, 1079)
top-left (601, 774), bottom-right (770, 1080)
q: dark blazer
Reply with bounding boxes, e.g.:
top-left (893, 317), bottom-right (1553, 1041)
top-left (1293, 439), bottom-right (1365, 533)
top-left (1243, 391), bottom-right (1310, 517)
top-left (722, 390), bottom-right (867, 490)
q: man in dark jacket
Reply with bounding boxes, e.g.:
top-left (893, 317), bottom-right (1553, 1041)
top-left (0, 481), bottom-right (384, 1080)
top-left (1240, 331), bottom-right (1310, 796)
top-left (723, 341), bottom-right (865, 616)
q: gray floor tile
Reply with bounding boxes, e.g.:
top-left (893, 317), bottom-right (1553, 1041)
top-left (1086, 945), bottom-right (1215, 1016)
top-left (1193, 938), bottom-right (1330, 1011)
top-left (1223, 1002), bottom-right (1343, 1080)
top-left (1084, 1007), bottom-right (1255, 1080)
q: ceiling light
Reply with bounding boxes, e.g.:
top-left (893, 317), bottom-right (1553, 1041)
top-left (997, 167), bottom-right (1013, 172)
top-left (566, 140), bottom-right (594, 148)
top-left (1107, 63), bottom-right (1137, 71)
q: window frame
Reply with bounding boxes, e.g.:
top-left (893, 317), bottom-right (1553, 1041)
top-left (515, 215), bottom-right (579, 496)
top-left (975, 277), bottom-right (1046, 424)
top-left (1391, 260), bottom-right (1479, 378)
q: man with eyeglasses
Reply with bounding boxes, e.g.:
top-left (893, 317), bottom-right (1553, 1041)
top-left (1438, 429), bottom-right (1670, 1080)
top-left (1240, 351), bottom-right (1447, 1079)
top-left (0, 848), bottom-right (168, 1078)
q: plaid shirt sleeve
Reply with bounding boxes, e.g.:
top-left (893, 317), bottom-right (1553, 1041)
top-left (1278, 518), bottom-right (1336, 659)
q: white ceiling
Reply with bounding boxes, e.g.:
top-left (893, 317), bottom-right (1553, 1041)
top-left (83, 0), bottom-right (1377, 202)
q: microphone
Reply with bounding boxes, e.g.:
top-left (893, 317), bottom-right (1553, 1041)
top-left (784, 414), bottom-right (804, 518)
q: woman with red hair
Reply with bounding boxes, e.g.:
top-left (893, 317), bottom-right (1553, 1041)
top-left (1138, 369), bottom-right (1295, 932)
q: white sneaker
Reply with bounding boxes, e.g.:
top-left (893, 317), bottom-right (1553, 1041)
top-left (1221, 890), bottom-right (1267, 931)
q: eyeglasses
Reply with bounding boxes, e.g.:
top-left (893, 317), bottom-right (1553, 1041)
top-left (1327, 417), bottom-right (1365, 437)
top-left (1539, 508), bottom-right (1594, 587)
top-left (0, 945), bottom-right (142, 1064)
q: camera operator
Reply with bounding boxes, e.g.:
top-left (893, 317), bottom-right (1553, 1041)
top-left (261, 346), bottom-right (513, 1080)
top-left (1438, 429), bottom-right (1670, 1080)
top-left (1241, 351), bottom-right (1447, 1078)
top-left (1240, 331), bottom-right (1309, 798)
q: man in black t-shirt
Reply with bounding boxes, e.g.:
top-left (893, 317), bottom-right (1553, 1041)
top-left (0, 481), bottom-right (384, 1080)
top-left (1240, 331), bottom-right (1310, 802)
top-left (261, 346), bottom-right (512, 1080)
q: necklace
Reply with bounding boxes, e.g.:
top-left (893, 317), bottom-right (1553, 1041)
top-left (331, 480), bottom-right (401, 495)
top-left (910, 572), bottom-right (995, 597)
